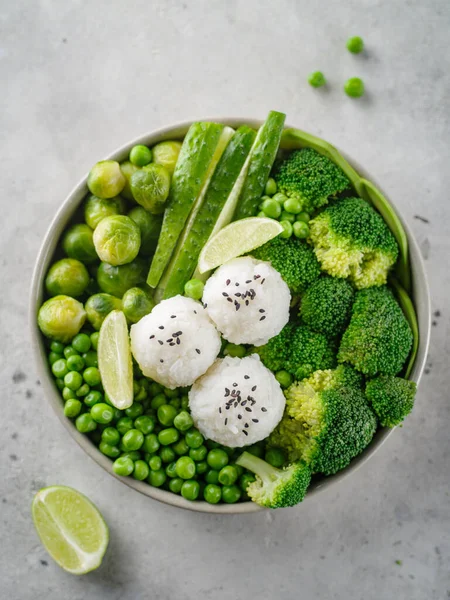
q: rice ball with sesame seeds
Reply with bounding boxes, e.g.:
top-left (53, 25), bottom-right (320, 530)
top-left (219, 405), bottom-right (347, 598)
top-left (202, 256), bottom-right (291, 346)
top-left (189, 354), bottom-right (286, 447)
top-left (130, 295), bottom-right (221, 389)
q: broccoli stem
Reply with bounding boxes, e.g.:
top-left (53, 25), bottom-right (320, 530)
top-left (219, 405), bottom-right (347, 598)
top-left (236, 451), bottom-right (278, 481)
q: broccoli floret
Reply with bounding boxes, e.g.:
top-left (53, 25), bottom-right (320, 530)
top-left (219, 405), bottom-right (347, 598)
top-left (365, 375), bottom-right (417, 427)
top-left (269, 366), bottom-right (377, 475)
top-left (251, 236), bottom-right (320, 293)
top-left (256, 322), bottom-right (336, 380)
top-left (308, 197), bottom-right (399, 289)
top-left (300, 276), bottom-right (355, 337)
top-left (235, 451), bottom-right (311, 508)
top-left (273, 148), bottom-right (351, 213)
top-left (338, 286), bottom-right (413, 377)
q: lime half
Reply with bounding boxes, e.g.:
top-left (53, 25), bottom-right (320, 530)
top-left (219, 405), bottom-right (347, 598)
top-left (98, 310), bottom-right (133, 409)
top-left (197, 217), bottom-right (283, 274)
top-left (32, 486), bottom-right (109, 575)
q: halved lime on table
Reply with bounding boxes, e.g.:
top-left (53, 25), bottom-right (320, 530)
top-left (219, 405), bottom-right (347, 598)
top-left (197, 217), bottom-right (283, 274)
top-left (98, 310), bottom-right (133, 409)
top-left (32, 486), bottom-right (109, 574)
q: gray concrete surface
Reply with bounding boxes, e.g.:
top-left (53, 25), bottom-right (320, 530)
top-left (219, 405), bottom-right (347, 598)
top-left (1, 1), bottom-right (449, 598)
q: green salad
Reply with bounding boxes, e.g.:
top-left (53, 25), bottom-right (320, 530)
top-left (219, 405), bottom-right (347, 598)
top-left (37, 111), bottom-right (419, 509)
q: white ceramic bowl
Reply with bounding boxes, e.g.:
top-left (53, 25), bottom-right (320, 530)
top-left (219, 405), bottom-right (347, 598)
top-left (29, 119), bottom-right (431, 513)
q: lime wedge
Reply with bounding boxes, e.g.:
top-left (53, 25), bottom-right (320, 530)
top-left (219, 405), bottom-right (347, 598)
top-left (197, 217), bottom-right (283, 274)
top-left (98, 310), bottom-right (133, 409)
top-left (32, 486), bottom-right (109, 575)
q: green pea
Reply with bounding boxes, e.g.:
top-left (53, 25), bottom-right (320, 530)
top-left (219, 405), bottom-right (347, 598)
top-left (120, 451), bottom-right (141, 462)
top-left (75, 413), bottom-right (97, 433)
top-left (50, 341), bottom-right (65, 354)
top-left (165, 461), bottom-right (178, 478)
top-left (280, 211), bottom-right (296, 223)
top-left (91, 403), bottom-right (114, 424)
top-left (49, 352), bottom-right (62, 366)
top-left (52, 359), bottom-right (69, 379)
top-left (82, 351), bottom-right (98, 368)
top-left (239, 473), bottom-right (256, 493)
top-left (234, 464), bottom-right (244, 477)
top-left (168, 478), bottom-right (183, 494)
top-left (62, 386), bottom-right (77, 401)
top-left (222, 484), bottom-right (241, 504)
top-left (102, 427), bottom-right (120, 446)
top-left (272, 192), bottom-right (288, 205)
top-left (261, 198), bottom-right (282, 219)
top-left (99, 441), bottom-right (121, 458)
top-left (172, 438), bottom-right (189, 456)
top-left (67, 354), bottom-right (85, 372)
top-left (149, 455), bottom-right (162, 471)
top-left (308, 71), bottom-right (326, 88)
top-left (122, 429), bottom-right (144, 451)
top-left (64, 371), bottom-right (83, 391)
top-left (143, 433), bottom-right (160, 453)
top-left (125, 403), bottom-right (144, 419)
top-left (133, 459), bottom-right (150, 480)
top-left (180, 395), bottom-right (189, 411)
top-left (196, 461), bottom-right (208, 475)
top-left (205, 469), bottom-right (220, 485)
top-left (173, 411), bottom-right (194, 432)
top-left (72, 333), bottom-right (91, 353)
top-left (185, 430), bottom-right (204, 449)
top-left (64, 398), bottom-right (82, 418)
top-left (218, 465), bottom-right (238, 486)
top-left (283, 198), bottom-right (302, 214)
top-left (134, 415), bottom-right (155, 435)
top-left (169, 398), bottom-right (181, 410)
top-left (158, 428), bottom-right (179, 446)
top-left (148, 469), bottom-right (166, 487)
top-left (160, 446), bottom-right (176, 464)
top-left (189, 445), bottom-right (207, 462)
top-left (181, 480), bottom-right (200, 501)
top-left (157, 404), bottom-right (178, 427)
top-left (90, 332), bottom-right (100, 350)
top-left (296, 211), bottom-right (310, 223)
top-left (116, 416), bottom-right (134, 436)
top-left (113, 456), bottom-right (134, 476)
top-left (265, 178), bottom-right (277, 196)
top-left (257, 211), bottom-right (266, 218)
top-left (84, 390), bottom-right (103, 407)
top-left (344, 77), bottom-right (365, 98)
top-left (163, 387), bottom-right (179, 399)
top-left (149, 382), bottom-right (163, 396)
top-left (246, 444), bottom-right (265, 458)
top-left (113, 408), bottom-right (123, 421)
top-left (184, 278), bottom-right (204, 300)
top-left (204, 484), bottom-right (222, 504)
top-left (275, 370), bottom-right (293, 388)
top-left (223, 343), bottom-right (246, 358)
top-left (293, 221), bottom-right (309, 239)
top-left (280, 220), bottom-right (293, 239)
top-left (265, 448), bottom-right (286, 468)
top-left (76, 383), bottom-right (90, 398)
top-left (151, 393), bottom-right (167, 410)
top-left (207, 449), bottom-right (229, 470)
top-left (346, 35), bottom-right (364, 54)
top-left (83, 367), bottom-right (101, 386)
top-left (55, 378), bottom-right (65, 391)
top-left (129, 145), bottom-right (152, 167)
top-left (175, 456), bottom-right (196, 479)
top-left (63, 346), bottom-right (78, 359)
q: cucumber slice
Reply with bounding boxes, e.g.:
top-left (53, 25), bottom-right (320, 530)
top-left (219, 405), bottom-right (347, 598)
top-left (233, 111), bottom-right (286, 220)
top-left (157, 126), bottom-right (256, 300)
top-left (147, 122), bottom-right (232, 288)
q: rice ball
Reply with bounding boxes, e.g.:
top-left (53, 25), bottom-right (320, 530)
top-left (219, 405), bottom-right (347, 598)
top-left (130, 295), bottom-right (221, 389)
top-left (189, 354), bottom-right (286, 447)
top-left (202, 256), bottom-right (291, 346)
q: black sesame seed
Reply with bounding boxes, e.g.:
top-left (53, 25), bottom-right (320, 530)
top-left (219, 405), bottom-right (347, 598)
top-left (225, 418), bottom-right (228, 426)
top-left (259, 309), bottom-right (265, 313)
top-left (238, 414), bottom-right (242, 419)
top-left (252, 419), bottom-right (259, 423)
top-left (233, 382), bottom-right (238, 387)
top-left (171, 315), bottom-right (176, 318)
top-left (149, 334), bottom-right (155, 339)
top-left (170, 343), bottom-right (176, 347)
top-left (251, 385), bottom-right (257, 391)
top-left (235, 292), bottom-right (241, 297)
top-left (203, 303), bottom-right (207, 308)
top-left (245, 407), bottom-right (252, 412)
top-left (176, 338), bottom-right (181, 345)
top-left (261, 278), bottom-right (265, 284)
top-left (243, 430), bottom-right (248, 436)
top-left (194, 310), bottom-right (197, 314)
top-left (225, 388), bottom-right (230, 397)
top-left (235, 282), bottom-right (239, 286)
top-left (254, 274), bottom-right (261, 279)
top-left (235, 302), bottom-right (240, 311)
top-left (160, 359), bottom-right (164, 363)
top-left (234, 402), bottom-right (238, 408)
top-left (167, 338), bottom-right (173, 343)
top-left (244, 375), bottom-right (250, 379)
top-left (244, 423), bottom-right (249, 428)
top-left (227, 297), bottom-right (233, 303)
top-left (195, 348), bottom-right (201, 354)
top-left (158, 340), bottom-right (163, 345)
top-left (246, 279), bottom-right (252, 284)
top-left (241, 400), bottom-right (247, 406)
top-left (219, 407), bottom-right (222, 414)
top-left (226, 279), bottom-right (231, 285)
top-left (261, 407), bottom-right (267, 412)
top-left (222, 292), bottom-right (229, 297)
top-left (158, 325), bottom-right (164, 330)
top-left (245, 301), bottom-right (249, 306)
top-left (226, 405), bottom-right (231, 410)
top-left (260, 316), bottom-right (266, 321)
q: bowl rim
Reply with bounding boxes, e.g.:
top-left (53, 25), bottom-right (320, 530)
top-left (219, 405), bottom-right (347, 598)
top-left (29, 118), bottom-right (431, 514)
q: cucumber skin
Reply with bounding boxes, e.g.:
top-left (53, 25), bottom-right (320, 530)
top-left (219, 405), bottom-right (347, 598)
top-left (147, 122), bottom-right (224, 288)
top-left (162, 126), bottom-right (257, 299)
top-left (233, 111), bottom-right (286, 220)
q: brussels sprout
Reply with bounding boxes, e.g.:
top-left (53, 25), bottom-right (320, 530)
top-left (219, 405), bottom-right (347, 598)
top-left (120, 161), bottom-right (140, 201)
top-left (45, 259), bottom-right (90, 298)
top-left (152, 140), bottom-right (182, 175)
top-left (87, 160), bottom-right (126, 199)
top-left (84, 194), bottom-right (126, 230)
top-left (130, 164), bottom-right (170, 214)
top-left (38, 295), bottom-right (86, 343)
top-left (85, 293), bottom-right (122, 330)
top-left (62, 223), bottom-right (98, 264)
top-left (128, 206), bottom-right (162, 256)
top-left (93, 215), bottom-right (141, 266)
top-left (122, 287), bottom-right (155, 324)
top-left (97, 257), bottom-right (147, 297)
